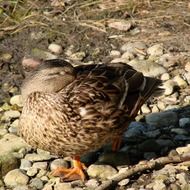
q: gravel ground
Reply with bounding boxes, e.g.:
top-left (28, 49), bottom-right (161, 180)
top-left (0, 1), bottom-right (190, 190)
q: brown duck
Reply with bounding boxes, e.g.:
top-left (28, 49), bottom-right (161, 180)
top-left (19, 59), bottom-right (163, 181)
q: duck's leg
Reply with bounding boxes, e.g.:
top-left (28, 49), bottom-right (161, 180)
top-left (112, 137), bottom-right (122, 152)
top-left (51, 155), bottom-right (86, 181)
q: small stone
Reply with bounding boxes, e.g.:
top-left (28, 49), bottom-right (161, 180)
top-left (151, 105), bottom-right (159, 113)
top-left (184, 72), bottom-right (190, 84)
top-left (85, 179), bottom-right (99, 188)
top-left (20, 159), bottom-right (32, 171)
top-left (26, 167), bottom-right (38, 177)
top-left (157, 101), bottom-right (166, 110)
top-left (171, 128), bottom-right (188, 135)
top-left (185, 62), bottom-right (190, 72)
top-left (118, 178), bottom-right (130, 186)
top-left (144, 152), bottom-right (157, 160)
top-left (143, 129), bottom-right (160, 138)
top-left (10, 95), bottom-right (23, 107)
top-left (176, 172), bottom-right (189, 185)
top-left (147, 44), bottom-right (164, 56)
top-left (179, 118), bottom-right (190, 128)
top-left (141, 104), bottom-right (151, 114)
top-left (2, 53), bottom-right (12, 61)
top-left (48, 43), bottom-right (63, 54)
top-left (87, 164), bottom-right (117, 179)
top-left (170, 184), bottom-right (181, 190)
top-left (120, 42), bottom-right (147, 54)
top-left (31, 48), bottom-right (57, 60)
top-left (152, 180), bottom-right (166, 190)
top-left (22, 58), bottom-right (41, 69)
top-left (159, 53), bottom-right (177, 68)
top-left (163, 80), bottom-right (176, 95)
top-left (8, 126), bottom-right (18, 134)
top-left (10, 119), bottom-right (19, 128)
top-left (4, 169), bottom-right (29, 187)
top-left (145, 111), bottom-right (178, 127)
top-left (13, 185), bottom-right (31, 190)
top-left (110, 50), bottom-right (121, 57)
top-left (50, 159), bottom-right (69, 171)
top-left (173, 75), bottom-right (188, 88)
top-left (2, 110), bottom-right (20, 120)
top-left (54, 182), bottom-right (73, 190)
top-left (108, 20), bottom-right (132, 31)
top-left (70, 52), bottom-right (86, 61)
top-left (176, 146), bottom-right (190, 154)
top-left (121, 52), bottom-right (135, 60)
top-left (156, 139), bottom-right (175, 148)
top-left (33, 162), bottom-right (48, 170)
top-left (111, 57), bottom-right (129, 64)
top-left (161, 73), bottom-right (170, 81)
top-left (29, 178), bottom-right (44, 189)
top-left (138, 139), bottom-right (160, 152)
top-left (36, 169), bottom-right (47, 178)
top-left (25, 153), bottom-right (52, 162)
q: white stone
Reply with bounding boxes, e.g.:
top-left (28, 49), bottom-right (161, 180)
top-left (33, 162), bottom-right (48, 170)
top-left (25, 153), bottom-right (52, 162)
top-left (121, 52), bottom-right (135, 60)
top-left (162, 80), bottom-right (175, 95)
top-left (20, 159), bottom-right (32, 171)
top-left (108, 20), bottom-right (132, 31)
top-left (173, 75), bottom-right (188, 88)
top-left (26, 167), bottom-right (38, 177)
top-left (10, 95), bottom-right (23, 107)
top-left (48, 43), bottom-right (63, 54)
top-left (110, 50), bottom-right (121, 57)
top-left (160, 73), bottom-right (170, 81)
top-left (185, 62), bottom-right (190, 72)
top-left (4, 169), bottom-right (29, 187)
top-left (141, 104), bottom-right (151, 114)
top-left (50, 158), bottom-right (69, 171)
top-left (2, 110), bottom-right (20, 120)
top-left (70, 52), bottom-right (86, 61)
top-left (147, 44), bottom-right (164, 56)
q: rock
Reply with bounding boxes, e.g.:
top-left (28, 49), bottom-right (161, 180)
top-left (174, 135), bottom-right (190, 141)
top-left (143, 129), bottom-right (160, 138)
top-left (22, 58), bottom-right (41, 69)
top-left (10, 119), bottom-right (19, 128)
top-left (70, 52), bottom-right (86, 61)
top-left (176, 172), bottom-right (189, 185)
top-left (161, 73), bottom-right (170, 81)
top-left (144, 152), bottom-right (157, 160)
top-left (179, 118), bottom-right (190, 128)
top-left (151, 105), bottom-right (160, 113)
top-left (118, 178), bottom-right (130, 186)
top-left (36, 169), bottom-right (47, 178)
top-left (85, 179), bottom-right (99, 189)
top-left (2, 53), bottom-right (12, 61)
top-left (184, 72), bottom-right (190, 84)
top-left (157, 101), bottom-right (166, 110)
top-left (127, 59), bottom-right (166, 77)
top-left (147, 44), bottom-right (164, 56)
top-left (87, 164), bottom-right (117, 179)
top-left (10, 95), bottom-right (23, 107)
top-left (145, 111), bottom-right (178, 127)
top-left (31, 48), bottom-right (57, 60)
top-left (152, 180), bottom-right (166, 190)
top-left (26, 167), bottom-right (38, 177)
top-left (33, 162), bottom-right (48, 170)
top-left (29, 178), bottom-right (44, 189)
top-left (50, 159), bottom-right (69, 171)
top-left (98, 152), bottom-right (130, 166)
top-left (108, 20), bottom-right (132, 31)
top-left (121, 52), bottom-right (135, 60)
top-left (169, 184), bottom-right (181, 190)
top-left (4, 169), bottom-right (29, 187)
top-left (48, 43), bottom-right (63, 54)
top-left (25, 153), bottom-right (52, 162)
top-left (110, 50), bottom-right (121, 57)
top-left (159, 53), bottom-right (177, 68)
top-left (156, 139), bottom-right (175, 147)
top-left (163, 80), bottom-right (176, 95)
top-left (185, 62), bottom-right (190, 72)
top-left (0, 154), bottom-right (19, 178)
top-left (111, 57), bottom-right (129, 64)
top-left (2, 110), bottom-right (20, 120)
top-left (20, 159), bottom-right (32, 171)
top-left (13, 185), bottom-right (31, 190)
top-left (141, 104), bottom-right (151, 114)
top-left (138, 139), bottom-right (160, 152)
top-left (173, 75), bottom-right (188, 88)
top-left (171, 128), bottom-right (188, 135)
top-left (176, 146), bottom-right (190, 154)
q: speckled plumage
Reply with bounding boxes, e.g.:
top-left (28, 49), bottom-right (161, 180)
top-left (19, 59), bottom-right (163, 157)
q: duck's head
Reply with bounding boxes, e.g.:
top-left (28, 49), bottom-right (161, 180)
top-left (21, 59), bottom-right (75, 101)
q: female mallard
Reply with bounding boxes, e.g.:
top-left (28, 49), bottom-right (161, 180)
top-left (19, 59), bottom-right (162, 181)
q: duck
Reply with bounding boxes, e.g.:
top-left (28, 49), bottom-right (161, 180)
top-left (19, 59), bottom-right (163, 181)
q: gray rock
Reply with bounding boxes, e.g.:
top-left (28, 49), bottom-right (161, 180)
top-left (127, 59), bottom-right (166, 77)
top-left (87, 164), bottom-right (117, 179)
top-left (50, 159), bottom-right (69, 171)
top-left (138, 139), bottom-right (160, 152)
top-left (184, 72), bottom-right (190, 85)
top-left (147, 44), bottom-right (164, 56)
top-left (179, 118), bottom-right (190, 128)
top-left (111, 57), bottom-right (129, 64)
top-left (29, 178), bottom-right (44, 189)
top-left (174, 135), bottom-right (190, 141)
top-left (152, 180), bottom-right (167, 190)
top-left (25, 153), bottom-right (52, 162)
top-left (145, 111), bottom-right (178, 127)
top-left (31, 48), bottom-right (57, 60)
top-left (118, 178), bottom-right (130, 186)
top-left (36, 169), bottom-right (47, 178)
top-left (144, 152), bottom-right (157, 160)
top-left (143, 129), bottom-right (160, 138)
top-left (20, 159), bottom-right (32, 171)
top-left (26, 167), bottom-right (38, 177)
top-left (171, 128), bottom-right (188, 135)
top-left (4, 169), bottom-right (29, 187)
top-left (85, 179), bottom-right (99, 189)
top-left (33, 162), bottom-right (48, 170)
top-left (156, 139), bottom-right (175, 148)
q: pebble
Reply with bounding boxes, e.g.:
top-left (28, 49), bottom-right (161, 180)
top-left (29, 178), bottom-right (44, 189)
top-left (173, 75), bottom-right (188, 88)
top-left (176, 146), bottom-right (190, 154)
top-left (87, 164), bottom-right (117, 179)
top-left (151, 105), bottom-right (160, 113)
top-left (138, 139), bottom-right (160, 152)
top-left (20, 159), bottom-right (32, 171)
top-left (176, 172), bottom-right (189, 185)
top-left (159, 53), bottom-right (177, 68)
top-left (110, 50), bottom-right (121, 57)
top-left (143, 129), bottom-right (160, 138)
top-left (2, 110), bottom-right (20, 120)
top-left (161, 73), bottom-right (170, 81)
top-left (179, 118), bottom-right (190, 128)
top-left (171, 128), bottom-right (188, 135)
top-left (4, 169), bottom-right (29, 187)
top-left (145, 111), bottom-right (178, 127)
top-left (48, 43), bottom-right (63, 54)
top-left (108, 20), bottom-right (132, 31)
top-left (50, 158), bottom-right (69, 171)
top-left (25, 153), bottom-right (52, 162)
top-left (163, 80), bottom-right (176, 95)
top-left (85, 179), bottom-right (99, 189)
top-left (147, 44), bottom-right (164, 56)
top-left (121, 51), bottom-right (135, 60)
top-left (185, 62), bottom-right (190, 72)
top-left (118, 178), bottom-right (130, 186)
top-left (32, 162), bottom-right (48, 170)
top-left (69, 52), bottom-right (86, 61)
top-left (184, 72), bottom-right (190, 84)
top-left (26, 167), bottom-right (38, 177)
top-left (111, 57), bottom-right (129, 64)
top-left (31, 48), bottom-right (58, 60)
top-left (120, 42), bottom-right (147, 54)
top-left (10, 95), bottom-right (23, 107)
top-left (141, 104), bottom-right (151, 114)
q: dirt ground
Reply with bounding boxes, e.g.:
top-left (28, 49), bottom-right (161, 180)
top-left (0, 0), bottom-right (190, 101)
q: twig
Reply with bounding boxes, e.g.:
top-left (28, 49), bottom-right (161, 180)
top-left (96, 153), bottom-right (190, 190)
